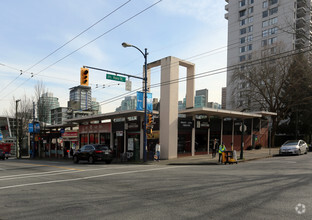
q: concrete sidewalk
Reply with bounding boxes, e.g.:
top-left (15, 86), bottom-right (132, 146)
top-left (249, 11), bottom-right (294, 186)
top-left (148, 148), bottom-right (280, 165)
top-left (14, 148), bottom-right (280, 165)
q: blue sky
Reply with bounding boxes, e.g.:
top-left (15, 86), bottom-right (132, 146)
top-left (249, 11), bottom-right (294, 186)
top-left (0, 0), bottom-right (227, 115)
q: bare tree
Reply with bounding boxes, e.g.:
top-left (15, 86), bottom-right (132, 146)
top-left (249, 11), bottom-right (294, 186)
top-left (231, 46), bottom-right (312, 146)
top-left (5, 95), bottom-right (33, 157)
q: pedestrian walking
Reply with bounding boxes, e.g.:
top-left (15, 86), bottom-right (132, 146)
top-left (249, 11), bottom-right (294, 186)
top-left (219, 142), bottom-right (226, 163)
top-left (155, 141), bottom-right (160, 161)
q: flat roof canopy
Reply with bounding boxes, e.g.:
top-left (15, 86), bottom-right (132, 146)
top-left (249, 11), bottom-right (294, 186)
top-left (179, 107), bottom-right (276, 119)
top-left (46, 108), bottom-right (276, 129)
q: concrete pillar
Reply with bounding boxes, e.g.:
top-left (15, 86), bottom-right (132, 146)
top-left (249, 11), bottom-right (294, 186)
top-left (160, 57), bottom-right (179, 159)
top-left (232, 119), bottom-right (235, 148)
top-left (207, 116), bottom-right (210, 155)
top-left (186, 65), bottom-right (195, 109)
top-left (110, 121), bottom-right (114, 150)
top-left (220, 118), bottom-right (223, 144)
top-left (191, 115), bottom-right (195, 156)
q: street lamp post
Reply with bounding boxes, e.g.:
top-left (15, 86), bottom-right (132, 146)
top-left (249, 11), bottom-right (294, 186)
top-left (122, 42), bottom-right (148, 162)
top-left (15, 99), bottom-right (21, 159)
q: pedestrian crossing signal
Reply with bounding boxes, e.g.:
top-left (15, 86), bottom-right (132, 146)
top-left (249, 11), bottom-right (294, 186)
top-left (80, 67), bottom-right (89, 86)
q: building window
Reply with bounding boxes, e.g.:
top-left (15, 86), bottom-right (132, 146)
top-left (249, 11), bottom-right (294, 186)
top-left (248, 7), bottom-right (254, 14)
top-left (269, 37), bottom-right (277, 45)
top-left (248, 54), bottom-right (252, 60)
top-left (248, 44), bottom-right (252, 51)
top-left (240, 28), bottom-right (247, 35)
top-left (239, 55), bottom-right (246, 62)
top-left (240, 36), bottom-right (246, 44)
top-left (262, 29), bottom-right (268, 37)
top-left (269, 27), bottom-right (278, 35)
top-left (270, 17), bottom-right (278, 25)
top-left (270, 47), bottom-right (276, 54)
top-left (240, 46), bottom-right (246, 53)
top-left (269, 7), bottom-right (278, 16)
top-left (248, 16), bottom-right (253, 23)
top-left (262, 20), bottom-right (269, 27)
top-left (249, 0), bottom-right (254, 4)
top-left (239, 0), bottom-right (246, 7)
top-left (263, 1), bottom-right (268, 8)
top-left (247, 35), bottom-right (253, 41)
top-left (262, 39), bottom-right (268, 46)
top-left (239, 9), bottom-right (247, 17)
top-left (263, 10), bottom-right (268, 18)
top-left (269, 0), bottom-right (278, 5)
top-left (240, 18), bottom-right (247, 26)
top-left (248, 25), bottom-right (253, 32)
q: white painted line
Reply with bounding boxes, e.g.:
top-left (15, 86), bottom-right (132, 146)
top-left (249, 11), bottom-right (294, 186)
top-left (0, 165), bottom-right (136, 181)
top-left (0, 166), bottom-right (185, 190)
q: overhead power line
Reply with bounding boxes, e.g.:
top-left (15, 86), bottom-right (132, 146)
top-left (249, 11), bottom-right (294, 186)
top-left (0, 0), bottom-right (162, 100)
top-left (99, 46), bottom-right (312, 106)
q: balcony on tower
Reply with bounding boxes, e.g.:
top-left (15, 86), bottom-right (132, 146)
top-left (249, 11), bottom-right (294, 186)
top-left (296, 17), bottom-right (306, 28)
top-left (297, 7), bottom-right (307, 18)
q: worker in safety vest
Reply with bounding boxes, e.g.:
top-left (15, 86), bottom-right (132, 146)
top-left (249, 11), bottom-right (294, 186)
top-left (218, 142), bottom-right (226, 163)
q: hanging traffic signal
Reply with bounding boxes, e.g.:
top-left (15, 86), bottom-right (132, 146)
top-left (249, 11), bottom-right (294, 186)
top-left (148, 113), bottom-right (153, 125)
top-left (80, 67), bottom-right (89, 86)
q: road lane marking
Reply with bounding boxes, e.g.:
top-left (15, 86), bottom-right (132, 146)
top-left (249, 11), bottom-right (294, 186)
top-left (0, 161), bottom-right (84, 171)
top-left (0, 165), bottom-right (145, 181)
top-left (0, 166), bottom-right (186, 190)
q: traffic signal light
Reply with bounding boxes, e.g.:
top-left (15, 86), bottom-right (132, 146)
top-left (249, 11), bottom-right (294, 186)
top-left (80, 67), bottom-right (89, 86)
top-left (148, 113), bottom-right (153, 125)
top-left (147, 128), bottom-right (152, 134)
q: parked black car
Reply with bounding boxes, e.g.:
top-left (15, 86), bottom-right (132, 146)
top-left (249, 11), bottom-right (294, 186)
top-left (0, 149), bottom-right (5, 160)
top-left (73, 144), bottom-right (114, 164)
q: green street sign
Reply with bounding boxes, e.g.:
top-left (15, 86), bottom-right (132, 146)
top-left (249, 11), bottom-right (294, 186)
top-left (106, 74), bottom-right (126, 82)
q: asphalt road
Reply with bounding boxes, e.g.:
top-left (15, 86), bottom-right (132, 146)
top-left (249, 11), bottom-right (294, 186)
top-left (0, 154), bottom-right (311, 220)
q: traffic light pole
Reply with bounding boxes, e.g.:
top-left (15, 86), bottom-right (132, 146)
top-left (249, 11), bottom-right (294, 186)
top-left (83, 66), bottom-right (144, 80)
top-left (83, 53), bottom-right (148, 162)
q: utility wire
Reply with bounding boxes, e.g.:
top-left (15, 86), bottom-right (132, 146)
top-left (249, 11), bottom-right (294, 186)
top-left (24, 0), bottom-right (132, 73)
top-left (99, 45), bottom-right (312, 106)
top-left (0, 0), bottom-right (162, 100)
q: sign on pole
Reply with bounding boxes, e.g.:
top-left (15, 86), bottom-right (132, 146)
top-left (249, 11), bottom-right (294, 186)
top-left (125, 80), bottom-right (132, 91)
top-left (106, 74), bottom-right (126, 82)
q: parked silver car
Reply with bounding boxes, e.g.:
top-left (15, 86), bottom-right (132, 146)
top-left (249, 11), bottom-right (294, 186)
top-left (279, 140), bottom-right (308, 155)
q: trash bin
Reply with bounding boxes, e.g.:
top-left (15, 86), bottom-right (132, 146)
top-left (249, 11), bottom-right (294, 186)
top-left (222, 151), bottom-right (237, 164)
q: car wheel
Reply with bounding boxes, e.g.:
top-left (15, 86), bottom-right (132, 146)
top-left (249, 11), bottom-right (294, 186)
top-left (105, 160), bottom-right (112, 164)
top-left (73, 156), bottom-right (79, 164)
top-left (298, 150), bottom-right (301, 155)
top-left (305, 149), bottom-right (308, 154)
top-left (88, 156), bottom-right (94, 164)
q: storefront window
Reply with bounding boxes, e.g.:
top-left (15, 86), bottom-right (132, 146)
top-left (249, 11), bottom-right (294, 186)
top-left (80, 134), bottom-right (88, 147)
top-left (100, 133), bottom-right (110, 145)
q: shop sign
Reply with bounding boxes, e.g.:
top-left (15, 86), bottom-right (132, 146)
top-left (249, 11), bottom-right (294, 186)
top-left (196, 121), bottom-right (210, 129)
top-left (116, 131), bottom-right (123, 136)
top-left (179, 119), bottom-right (194, 129)
top-left (62, 131), bottom-right (78, 138)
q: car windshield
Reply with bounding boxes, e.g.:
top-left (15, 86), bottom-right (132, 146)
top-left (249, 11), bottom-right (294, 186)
top-left (283, 140), bottom-right (298, 146)
top-left (94, 145), bottom-right (109, 150)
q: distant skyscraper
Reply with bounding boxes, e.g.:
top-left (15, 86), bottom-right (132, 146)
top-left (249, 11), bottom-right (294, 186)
top-left (222, 87), bottom-right (227, 109)
top-left (225, 0), bottom-right (312, 110)
top-left (38, 92), bottom-right (60, 124)
top-left (195, 89), bottom-right (208, 107)
top-left (68, 86), bottom-right (91, 111)
top-left (116, 96), bottom-right (137, 111)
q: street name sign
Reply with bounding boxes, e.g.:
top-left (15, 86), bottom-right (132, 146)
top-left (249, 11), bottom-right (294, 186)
top-left (106, 74), bottom-right (126, 82)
